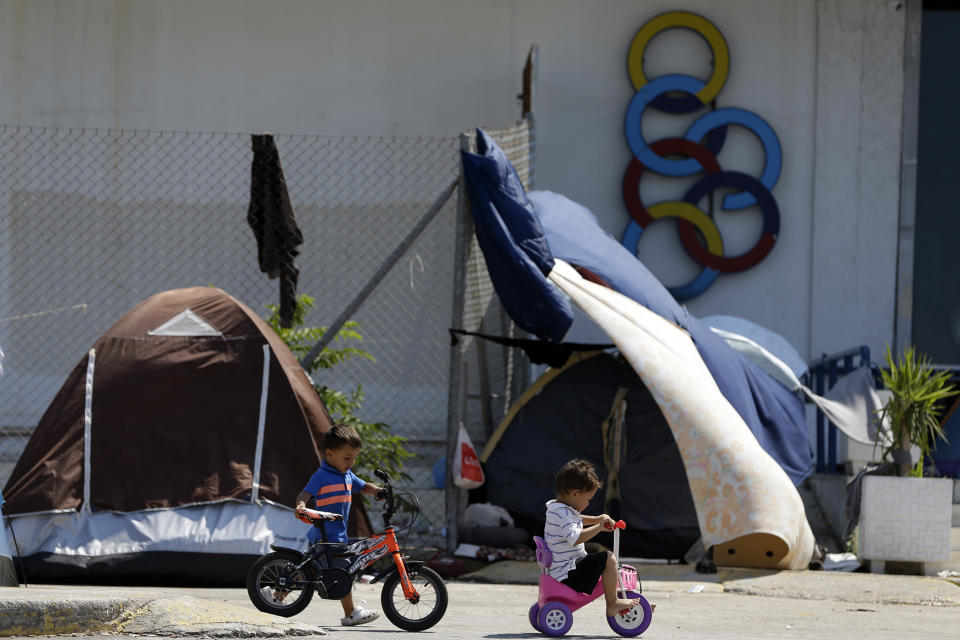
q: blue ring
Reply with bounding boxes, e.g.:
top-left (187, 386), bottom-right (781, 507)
top-left (685, 108), bottom-right (782, 210)
top-left (627, 86), bottom-right (782, 196)
top-left (621, 218), bottom-right (719, 301)
top-left (626, 74), bottom-right (716, 176)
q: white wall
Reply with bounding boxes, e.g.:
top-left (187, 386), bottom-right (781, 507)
top-left (810, 0), bottom-right (905, 362)
top-left (0, 0), bottom-right (906, 363)
top-left (0, 0), bottom-right (524, 134)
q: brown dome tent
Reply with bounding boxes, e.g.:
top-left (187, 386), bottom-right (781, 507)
top-left (2, 286), bottom-right (369, 584)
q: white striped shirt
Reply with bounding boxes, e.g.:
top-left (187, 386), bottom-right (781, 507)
top-left (544, 499), bottom-right (586, 581)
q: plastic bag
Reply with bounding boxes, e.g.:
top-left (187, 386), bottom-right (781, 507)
top-left (463, 502), bottom-right (514, 527)
top-left (453, 424), bottom-right (484, 489)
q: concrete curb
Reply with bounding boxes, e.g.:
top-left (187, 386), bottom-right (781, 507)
top-left (0, 588), bottom-right (327, 637)
top-left (0, 591), bottom-right (153, 637)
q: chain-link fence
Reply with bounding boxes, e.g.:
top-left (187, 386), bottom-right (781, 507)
top-left (0, 116), bottom-right (534, 551)
top-left (437, 122), bottom-right (535, 549)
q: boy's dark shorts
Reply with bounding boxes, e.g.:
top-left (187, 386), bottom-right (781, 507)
top-left (561, 551), bottom-right (609, 594)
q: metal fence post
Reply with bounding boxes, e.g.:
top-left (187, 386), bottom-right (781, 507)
top-left (445, 133), bottom-right (473, 553)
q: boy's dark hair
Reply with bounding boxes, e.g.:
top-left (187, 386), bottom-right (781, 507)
top-left (555, 458), bottom-right (602, 494)
top-left (323, 422), bottom-right (362, 452)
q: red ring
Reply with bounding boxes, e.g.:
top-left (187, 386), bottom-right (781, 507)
top-left (622, 138), bottom-right (722, 227)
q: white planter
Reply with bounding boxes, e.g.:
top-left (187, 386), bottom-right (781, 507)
top-left (860, 476), bottom-right (952, 565)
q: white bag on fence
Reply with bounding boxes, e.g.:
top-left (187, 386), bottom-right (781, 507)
top-left (453, 424), bottom-right (485, 489)
top-left (463, 502), bottom-right (514, 527)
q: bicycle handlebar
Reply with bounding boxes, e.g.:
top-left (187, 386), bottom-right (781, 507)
top-left (376, 468), bottom-right (399, 529)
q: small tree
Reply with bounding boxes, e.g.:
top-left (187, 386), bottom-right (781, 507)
top-left (877, 345), bottom-right (958, 477)
top-left (265, 294), bottom-right (413, 484)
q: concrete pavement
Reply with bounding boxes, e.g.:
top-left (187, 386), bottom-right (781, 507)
top-left (1, 563), bottom-right (958, 637)
top-left (462, 559), bottom-right (960, 606)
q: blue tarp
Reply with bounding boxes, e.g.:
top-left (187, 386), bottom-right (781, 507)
top-left (460, 129), bottom-right (573, 343)
top-left (461, 130), bottom-right (813, 485)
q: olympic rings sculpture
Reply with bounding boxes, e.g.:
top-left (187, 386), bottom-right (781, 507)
top-left (621, 11), bottom-right (782, 301)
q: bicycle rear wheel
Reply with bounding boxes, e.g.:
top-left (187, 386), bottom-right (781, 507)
top-left (246, 551), bottom-right (315, 617)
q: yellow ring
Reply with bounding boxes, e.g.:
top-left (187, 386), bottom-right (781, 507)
top-left (647, 201), bottom-right (724, 256)
top-left (627, 11), bottom-right (730, 105)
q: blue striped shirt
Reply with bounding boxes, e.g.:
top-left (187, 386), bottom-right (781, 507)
top-left (302, 461), bottom-right (366, 543)
top-left (544, 499), bottom-right (586, 581)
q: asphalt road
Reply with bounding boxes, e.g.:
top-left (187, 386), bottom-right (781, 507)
top-left (19, 579), bottom-right (958, 640)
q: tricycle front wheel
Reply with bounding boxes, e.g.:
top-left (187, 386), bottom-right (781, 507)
top-left (606, 591), bottom-right (652, 636)
top-left (381, 565), bottom-right (448, 631)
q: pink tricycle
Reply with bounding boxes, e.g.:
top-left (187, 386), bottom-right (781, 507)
top-left (530, 521), bottom-right (653, 637)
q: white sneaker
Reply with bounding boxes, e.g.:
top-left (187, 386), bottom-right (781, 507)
top-left (341, 606), bottom-right (380, 626)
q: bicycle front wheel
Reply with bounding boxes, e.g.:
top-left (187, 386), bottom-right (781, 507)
top-left (381, 565), bottom-right (448, 631)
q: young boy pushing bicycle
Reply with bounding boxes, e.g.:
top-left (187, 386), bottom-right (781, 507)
top-left (296, 423), bottom-right (384, 627)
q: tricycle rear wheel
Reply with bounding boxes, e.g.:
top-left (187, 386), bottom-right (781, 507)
top-left (529, 603), bottom-right (542, 631)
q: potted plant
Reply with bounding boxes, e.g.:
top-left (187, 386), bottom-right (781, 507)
top-left (877, 345), bottom-right (957, 477)
top-left (858, 346), bottom-right (958, 572)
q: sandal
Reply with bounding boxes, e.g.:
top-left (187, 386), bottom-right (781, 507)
top-left (341, 606), bottom-right (380, 626)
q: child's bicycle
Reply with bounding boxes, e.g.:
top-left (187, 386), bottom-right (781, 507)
top-left (246, 469), bottom-right (448, 631)
top-left (530, 520), bottom-right (653, 637)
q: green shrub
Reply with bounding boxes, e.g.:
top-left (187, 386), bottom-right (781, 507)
top-left (265, 294), bottom-right (413, 484)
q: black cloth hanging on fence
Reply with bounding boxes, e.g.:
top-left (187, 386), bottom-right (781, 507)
top-left (247, 133), bottom-right (303, 328)
top-left (448, 328), bottom-right (613, 369)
